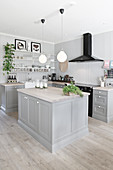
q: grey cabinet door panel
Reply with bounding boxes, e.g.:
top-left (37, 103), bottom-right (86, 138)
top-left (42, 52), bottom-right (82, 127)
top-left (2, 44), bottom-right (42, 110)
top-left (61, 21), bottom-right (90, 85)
top-left (72, 97), bottom-right (88, 132)
top-left (6, 85), bottom-right (24, 109)
top-left (38, 100), bottom-right (51, 141)
top-left (94, 90), bottom-right (107, 96)
top-left (6, 86), bottom-right (18, 109)
top-left (28, 96), bottom-right (39, 132)
top-left (20, 94), bottom-right (28, 124)
top-left (93, 105), bottom-right (107, 116)
top-left (94, 94), bottom-right (107, 106)
top-left (53, 102), bottom-right (72, 140)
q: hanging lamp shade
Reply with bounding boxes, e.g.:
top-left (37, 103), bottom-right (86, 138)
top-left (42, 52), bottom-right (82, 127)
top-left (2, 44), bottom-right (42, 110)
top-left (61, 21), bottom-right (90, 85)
top-left (57, 9), bottom-right (67, 63)
top-left (39, 19), bottom-right (47, 64)
top-left (39, 54), bottom-right (47, 64)
top-left (57, 50), bottom-right (67, 63)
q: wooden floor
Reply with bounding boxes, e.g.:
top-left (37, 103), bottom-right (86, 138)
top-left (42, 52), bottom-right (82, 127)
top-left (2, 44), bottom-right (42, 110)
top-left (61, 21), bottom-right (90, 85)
top-left (0, 110), bottom-right (113, 170)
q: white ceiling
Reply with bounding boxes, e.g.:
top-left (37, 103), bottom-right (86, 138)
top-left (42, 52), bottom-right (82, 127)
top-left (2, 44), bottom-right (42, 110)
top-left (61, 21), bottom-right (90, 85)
top-left (0, 0), bottom-right (113, 43)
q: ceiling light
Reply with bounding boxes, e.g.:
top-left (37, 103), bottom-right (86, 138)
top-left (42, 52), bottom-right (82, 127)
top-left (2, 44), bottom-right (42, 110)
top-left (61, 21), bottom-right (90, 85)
top-left (39, 19), bottom-right (47, 64)
top-left (57, 9), bottom-right (68, 63)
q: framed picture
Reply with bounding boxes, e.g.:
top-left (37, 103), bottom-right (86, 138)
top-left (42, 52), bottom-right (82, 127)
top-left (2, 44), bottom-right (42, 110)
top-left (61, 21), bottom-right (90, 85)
top-left (31, 42), bottom-right (41, 53)
top-left (15, 39), bottom-right (26, 51)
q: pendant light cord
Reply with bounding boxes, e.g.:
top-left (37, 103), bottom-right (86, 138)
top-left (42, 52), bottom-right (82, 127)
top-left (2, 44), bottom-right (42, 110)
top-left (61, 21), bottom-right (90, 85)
top-left (61, 14), bottom-right (63, 42)
top-left (41, 19), bottom-right (45, 54)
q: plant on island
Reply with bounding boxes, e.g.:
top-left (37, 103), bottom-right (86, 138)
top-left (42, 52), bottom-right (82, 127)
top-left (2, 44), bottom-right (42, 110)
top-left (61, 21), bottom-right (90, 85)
top-left (63, 82), bottom-right (83, 97)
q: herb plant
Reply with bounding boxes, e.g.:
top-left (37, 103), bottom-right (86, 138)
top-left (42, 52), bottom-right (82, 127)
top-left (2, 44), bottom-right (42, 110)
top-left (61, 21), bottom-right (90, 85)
top-left (63, 82), bottom-right (83, 97)
top-left (3, 43), bottom-right (15, 74)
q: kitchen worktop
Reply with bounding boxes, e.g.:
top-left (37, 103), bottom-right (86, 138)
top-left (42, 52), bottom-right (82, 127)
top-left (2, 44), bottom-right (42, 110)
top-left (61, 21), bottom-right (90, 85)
top-left (18, 87), bottom-right (89, 103)
top-left (93, 86), bottom-right (113, 91)
top-left (0, 83), bottom-right (24, 86)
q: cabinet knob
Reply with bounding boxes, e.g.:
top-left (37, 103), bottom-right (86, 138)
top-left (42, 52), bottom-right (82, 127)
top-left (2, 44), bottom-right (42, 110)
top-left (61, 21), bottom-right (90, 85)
top-left (24, 96), bottom-right (28, 99)
top-left (99, 96), bottom-right (101, 98)
top-left (37, 101), bottom-right (39, 104)
top-left (98, 106), bottom-right (101, 108)
top-left (99, 91), bottom-right (101, 94)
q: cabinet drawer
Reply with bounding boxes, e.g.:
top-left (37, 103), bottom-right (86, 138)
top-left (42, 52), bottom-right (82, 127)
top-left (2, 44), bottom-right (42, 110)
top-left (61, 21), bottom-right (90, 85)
top-left (94, 94), bottom-right (107, 106)
top-left (93, 105), bottom-right (107, 116)
top-left (94, 90), bottom-right (107, 96)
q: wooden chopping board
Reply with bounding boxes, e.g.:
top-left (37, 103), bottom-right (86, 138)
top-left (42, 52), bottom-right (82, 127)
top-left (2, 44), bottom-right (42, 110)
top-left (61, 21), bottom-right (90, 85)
top-left (59, 60), bottom-right (68, 72)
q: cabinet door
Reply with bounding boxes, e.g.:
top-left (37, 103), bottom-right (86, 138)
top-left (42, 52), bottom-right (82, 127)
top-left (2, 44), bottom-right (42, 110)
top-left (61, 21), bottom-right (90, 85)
top-left (6, 86), bottom-right (18, 109)
top-left (28, 96), bottom-right (39, 132)
top-left (6, 85), bottom-right (24, 109)
top-left (38, 100), bottom-right (51, 141)
top-left (20, 94), bottom-right (28, 125)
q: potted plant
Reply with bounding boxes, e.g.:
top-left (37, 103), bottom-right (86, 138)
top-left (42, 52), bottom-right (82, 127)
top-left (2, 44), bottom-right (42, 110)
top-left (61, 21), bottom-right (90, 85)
top-left (3, 43), bottom-right (15, 75)
top-left (63, 82), bottom-right (83, 97)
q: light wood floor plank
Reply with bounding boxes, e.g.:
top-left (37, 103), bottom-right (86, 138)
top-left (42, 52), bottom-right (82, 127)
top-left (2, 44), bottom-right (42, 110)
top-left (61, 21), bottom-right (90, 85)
top-left (0, 110), bottom-right (113, 170)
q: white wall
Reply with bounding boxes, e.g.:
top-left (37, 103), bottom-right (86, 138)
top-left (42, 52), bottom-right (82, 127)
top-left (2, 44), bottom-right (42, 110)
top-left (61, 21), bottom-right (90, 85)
top-left (55, 31), bottom-right (113, 85)
top-left (0, 33), bottom-right (55, 83)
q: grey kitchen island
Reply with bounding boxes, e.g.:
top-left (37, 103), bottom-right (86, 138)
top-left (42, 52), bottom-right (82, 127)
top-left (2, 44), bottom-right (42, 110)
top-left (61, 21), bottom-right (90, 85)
top-left (18, 87), bottom-right (89, 152)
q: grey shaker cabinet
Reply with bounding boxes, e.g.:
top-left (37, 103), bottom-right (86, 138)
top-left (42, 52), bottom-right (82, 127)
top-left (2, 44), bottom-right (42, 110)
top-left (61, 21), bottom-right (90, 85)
top-left (0, 84), bottom-right (24, 113)
top-left (18, 93), bottom-right (51, 141)
top-left (18, 90), bottom-right (89, 152)
top-left (93, 89), bottom-right (113, 123)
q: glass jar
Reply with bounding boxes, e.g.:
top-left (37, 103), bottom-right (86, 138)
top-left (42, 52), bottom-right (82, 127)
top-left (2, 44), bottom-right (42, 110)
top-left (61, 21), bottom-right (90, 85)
top-left (40, 81), bottom-right (43, 88)
top-left (43, 79), bottom-right (48, 88)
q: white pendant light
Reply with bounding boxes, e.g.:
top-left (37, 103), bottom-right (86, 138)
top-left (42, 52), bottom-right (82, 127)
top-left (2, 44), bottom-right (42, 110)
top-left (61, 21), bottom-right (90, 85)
top-left (57, 9), bottom-right (67, 63)
top-left (39, 19), bottom-right (47, 64)
top-left (39, 54), bottom-right (47, 64)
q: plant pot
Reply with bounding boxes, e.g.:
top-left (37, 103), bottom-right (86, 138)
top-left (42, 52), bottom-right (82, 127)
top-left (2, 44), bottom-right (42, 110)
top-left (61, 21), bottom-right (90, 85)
top-left (64, 92), bottom-right (70, 96)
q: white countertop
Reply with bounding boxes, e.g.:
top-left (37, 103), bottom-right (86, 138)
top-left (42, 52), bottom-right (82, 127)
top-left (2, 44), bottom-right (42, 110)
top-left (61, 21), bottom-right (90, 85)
top-left (93, 86), bottom-right (113, 91)
top-left (18, 87), bottom-right (89, 103)
top-left (0, 83), bottom-right (24, 86)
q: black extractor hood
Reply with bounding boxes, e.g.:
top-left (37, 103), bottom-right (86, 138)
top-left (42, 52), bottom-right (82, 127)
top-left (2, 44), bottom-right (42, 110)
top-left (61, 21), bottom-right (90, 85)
top-left (69, 33), bottom-right (103, 62)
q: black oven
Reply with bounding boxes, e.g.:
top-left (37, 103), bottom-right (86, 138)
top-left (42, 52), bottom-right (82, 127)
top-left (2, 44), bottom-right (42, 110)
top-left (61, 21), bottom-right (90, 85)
top-left (75, 84), bottom-right (96, 117)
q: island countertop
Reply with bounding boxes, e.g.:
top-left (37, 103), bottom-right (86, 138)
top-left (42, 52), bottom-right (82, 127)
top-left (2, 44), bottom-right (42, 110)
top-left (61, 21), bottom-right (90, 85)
top-left (17, 87), bottom-right (89, 103)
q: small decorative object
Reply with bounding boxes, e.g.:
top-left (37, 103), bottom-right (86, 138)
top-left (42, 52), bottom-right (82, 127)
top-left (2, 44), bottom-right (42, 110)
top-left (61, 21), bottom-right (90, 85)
top-left (39, 81), bottom-right (43, 88)
top-left (110, 60), bottom-right (113, 69)
top-left (3, 43), bottom-right (15, 75)
top-left (31, 42), bottom-right (41, 53)
top-left (36, 80), bottom-right (40, 87)
top-left (103, 60), bottom-right (110, 69)
top-left (15, 39), bottom-right (26, 51)
top-left (63, 82), bottom-right (83, 97)
top-left (43, 79), bottom-right (48, 88)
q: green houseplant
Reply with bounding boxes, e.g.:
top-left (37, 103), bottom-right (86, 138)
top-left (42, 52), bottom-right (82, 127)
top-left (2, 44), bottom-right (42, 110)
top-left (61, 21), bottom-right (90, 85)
top-left (63, 82), bottom-right (83, 97)
top-left (3, 43), bottom-right (15, 74)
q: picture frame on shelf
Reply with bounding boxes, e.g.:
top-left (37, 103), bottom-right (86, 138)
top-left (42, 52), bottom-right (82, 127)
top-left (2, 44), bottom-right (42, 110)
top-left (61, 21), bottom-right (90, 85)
top-left (15, 39), bottom-right (26, 51)
top-left (31, 42), bottom-right (41, 53)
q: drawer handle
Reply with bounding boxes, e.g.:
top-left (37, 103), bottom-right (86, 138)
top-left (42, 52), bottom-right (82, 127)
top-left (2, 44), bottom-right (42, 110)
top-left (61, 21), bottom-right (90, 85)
top-left (24, 96), bottom-right (28, 99)
top-left (37, 101), bottom-right (39, 104)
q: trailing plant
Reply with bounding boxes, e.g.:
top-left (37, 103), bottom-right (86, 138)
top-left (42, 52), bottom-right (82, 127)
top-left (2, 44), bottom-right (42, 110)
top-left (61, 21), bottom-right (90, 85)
top-left (63, 82), bottom-right (83, 97)
top-left (3, 43), bottom-right (15, 74)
